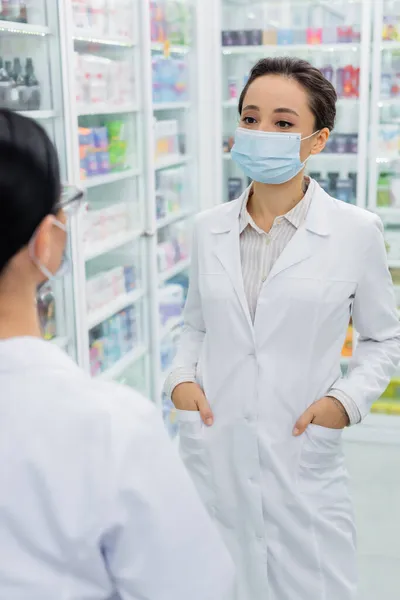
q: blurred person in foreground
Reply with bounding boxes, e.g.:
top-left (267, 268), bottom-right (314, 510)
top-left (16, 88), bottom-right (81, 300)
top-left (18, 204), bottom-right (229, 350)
top-left (0, 109), bottom-right (234, 600)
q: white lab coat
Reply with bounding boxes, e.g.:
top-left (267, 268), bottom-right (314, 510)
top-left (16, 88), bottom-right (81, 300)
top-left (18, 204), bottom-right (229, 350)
top-left (173, 182), bottom-right (400, 600)
top-left (0, 337), bottom-right (234, 599)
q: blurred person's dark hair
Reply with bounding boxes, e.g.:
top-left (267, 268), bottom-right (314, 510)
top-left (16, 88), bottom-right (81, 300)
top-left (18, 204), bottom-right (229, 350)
top-left (0, 109), bottom-right (61, 274)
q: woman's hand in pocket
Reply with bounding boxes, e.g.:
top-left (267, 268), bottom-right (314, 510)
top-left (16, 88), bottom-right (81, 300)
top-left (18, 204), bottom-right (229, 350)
top-left (293, 396), bottom-right (349, 436)
top-left (172, 383), bottom-right (214, 426)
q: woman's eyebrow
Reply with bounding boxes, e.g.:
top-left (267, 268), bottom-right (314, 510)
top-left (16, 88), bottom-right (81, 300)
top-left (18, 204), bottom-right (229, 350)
top-left (273, 107), bottom-right (300, 116)
top-left (242, 104), bottom-right (260, 111)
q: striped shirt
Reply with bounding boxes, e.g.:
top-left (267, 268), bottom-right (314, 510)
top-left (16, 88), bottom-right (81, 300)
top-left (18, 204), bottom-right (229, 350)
top-left (165, 179), bottom-right (361, 424)
top-left (239, 181), bottom-right (313, 322)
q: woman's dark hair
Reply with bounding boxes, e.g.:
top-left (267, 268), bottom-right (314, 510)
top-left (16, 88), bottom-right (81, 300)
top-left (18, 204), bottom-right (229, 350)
top-left (0, 109), bottom-right (61, 274)
top-left (239, 57), bottom-right (337, 132)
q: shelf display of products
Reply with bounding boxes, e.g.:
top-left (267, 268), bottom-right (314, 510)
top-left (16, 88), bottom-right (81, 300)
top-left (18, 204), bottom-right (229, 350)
top-left (0, 3), bottom-right (79, 358)
top-left (79, 120), bottom-right (130, 179)
top-left (222, 25), bottom-right (360, 48)
top-left (72, 0), bottom-right (134, 40)
top-left (89, 305), bottom-right (140, 376)
top-left (152, 54), bottom-right (188, 104)
top-left (74, 52), bottom-right (136, 110)
top-left (156, 166), bottom-right (189, 221)
top-left (0, 1), bottom-right (28, 23)
top-left (157, 221), bottom-right (191, 279)
top-left (150, 0), bottom-right (192, 46)
top-left (0, 56), bottom-right (41, 111)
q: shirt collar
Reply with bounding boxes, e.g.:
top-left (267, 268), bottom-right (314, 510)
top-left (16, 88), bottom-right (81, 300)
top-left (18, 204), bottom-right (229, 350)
top-left (239, 177), bottom-right (315, 235)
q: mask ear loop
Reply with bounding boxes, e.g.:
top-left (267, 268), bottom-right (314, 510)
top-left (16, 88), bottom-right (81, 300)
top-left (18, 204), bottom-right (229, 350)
top-left (301, 130), bottom-right (321, 142)
top-left (29, 216), bottom-right (68, 280)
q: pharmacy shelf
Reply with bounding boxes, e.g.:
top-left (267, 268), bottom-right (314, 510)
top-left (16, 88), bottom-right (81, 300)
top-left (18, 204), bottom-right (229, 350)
top-left (222, 43), bottom-right (360, 55)
top-left (373, 207), bottom-right (400, 224)
top-left (151, 41), bottom-right (190, 54)
top-left (88, 289), bottom-right (145, 330)
top-left (73, 30), bottom-right (135, 47)
top-left (314, 153), bottom-right (358, 160)
top-left (381, 41), bottom-right (400, 51)
top-left (98, 345), bottom-right (148, 381)
top-left (376, 155), bottom-right (400, 164)
top-left (78, 103), bottom-right (140, 116)
top-left (156, 209), bottom-right (192, 230)
top-left (158, 258), bottom-right (191, 285)
top-left (378, 98), bottom-right (400, 108)
top-left (17, 110), bottom-right (57, 120)
top-left (82, 168), bottom-right (141, 189)
top-left (160, 315), bottom-right (184, 340)
top-left (153, 101), bottom-right (191, 111)
top-left (344, 413), bottom-right (400, 445)
top-left (0, 21), bottom-right (50, 37)
top-left (84, 229), bottom-right (144, 262)
top-left (155, 154), bottom-right (190, 171)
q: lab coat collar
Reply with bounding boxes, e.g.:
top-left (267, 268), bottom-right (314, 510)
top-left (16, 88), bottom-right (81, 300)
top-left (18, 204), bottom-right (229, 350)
top-left (0, 336), bottom-right (81, 374)
top-left (211, 179), bottom-right (331, 237)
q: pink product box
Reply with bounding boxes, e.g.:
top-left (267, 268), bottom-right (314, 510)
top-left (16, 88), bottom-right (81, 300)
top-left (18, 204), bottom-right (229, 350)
top-left (83, 203), bottom-right (130, 249)
top-left (87, 267), bottom-right (126, 313)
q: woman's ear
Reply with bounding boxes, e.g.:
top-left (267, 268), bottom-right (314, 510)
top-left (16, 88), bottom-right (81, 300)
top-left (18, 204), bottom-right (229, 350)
top-left (310, 128), bottom-right (330, 155)
top-left (32, 216), bottom-right (54, 269)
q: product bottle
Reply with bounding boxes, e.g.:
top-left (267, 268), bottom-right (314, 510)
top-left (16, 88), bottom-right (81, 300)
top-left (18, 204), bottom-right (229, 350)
top-left (0, 0), bottom-right (8, 20)
top-left (4, 60), bottom-right (14, 107)
top-left (13, 57), bottom-right (26, 109)
top-left (25, 57), bottom-right (41, 110)
top-left (17, 0), bottom-right (27, 23)
top-left (327, 171), bottom-right (339, 196)
top-left (336, 67), bottom-right (344, 98)
top-left (0, 57), bottom-right (12, 107)
top-left (7, 0), bottom-right (19, 21)
top-left (348, 172), bottom-right (358, 201)
top-left (8, 58), bottom-right (20, 109)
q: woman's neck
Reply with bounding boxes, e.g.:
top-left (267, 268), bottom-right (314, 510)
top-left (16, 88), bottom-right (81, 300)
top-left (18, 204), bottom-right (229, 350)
top-left (248, 172), bottom-right (306, 232)
top-left (0, 281), bottom-right (42, 340)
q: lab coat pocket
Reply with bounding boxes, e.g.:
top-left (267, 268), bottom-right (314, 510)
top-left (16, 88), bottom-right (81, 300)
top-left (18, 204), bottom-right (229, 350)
top-left (298, 424), bottom-right (346, 503)
top-left (301, 424), bottom-right (343, 468)
top-left (177, 411), bottom-right (210, 504)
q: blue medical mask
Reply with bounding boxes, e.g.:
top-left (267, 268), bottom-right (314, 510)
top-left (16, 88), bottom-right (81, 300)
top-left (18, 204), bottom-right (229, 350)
top-left (231, 128), bottom-right (319, 185)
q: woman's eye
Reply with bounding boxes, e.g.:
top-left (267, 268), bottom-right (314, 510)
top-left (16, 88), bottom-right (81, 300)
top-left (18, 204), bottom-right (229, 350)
top-left (276, 120), bottom-right (293, 129)
top-left (242, 116), bottom-right (257, 125)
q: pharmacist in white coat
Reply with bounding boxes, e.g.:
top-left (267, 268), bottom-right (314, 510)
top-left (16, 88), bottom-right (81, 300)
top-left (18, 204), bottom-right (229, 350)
top-left (0, 109), bottom-right (234, 599)
top-left (165, 58), bottom-right (400, 600)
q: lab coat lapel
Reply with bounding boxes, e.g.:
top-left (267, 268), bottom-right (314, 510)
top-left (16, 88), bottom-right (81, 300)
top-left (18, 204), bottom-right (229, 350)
top-left (266, 184), bottom-right (331, 283)
top-left (211, 189), bottom-right (254, 334)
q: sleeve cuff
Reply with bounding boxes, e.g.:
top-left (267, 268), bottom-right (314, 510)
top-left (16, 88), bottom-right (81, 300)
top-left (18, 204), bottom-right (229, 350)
top-left (163, 367), bottom-right (197, 399)
top-left (328, 388), bottom-right (362, 426)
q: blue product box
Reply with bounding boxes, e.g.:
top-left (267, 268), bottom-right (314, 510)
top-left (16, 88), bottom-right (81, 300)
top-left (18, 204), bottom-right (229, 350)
top-left (277, 29), bottom-right (294, 45)
top-left (123, 266), bottom-right (136, 292)
top-left (86, 152), bottom-right (99, 177)
top-left (96, 151), bottom-right (111, 174)
top-left (92, 127), bottom-right (109, 149)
